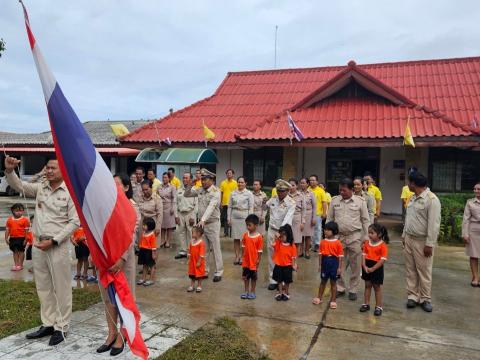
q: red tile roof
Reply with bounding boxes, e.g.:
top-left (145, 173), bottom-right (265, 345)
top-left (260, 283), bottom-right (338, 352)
top-left (123, 56), bottom-right (480, 145)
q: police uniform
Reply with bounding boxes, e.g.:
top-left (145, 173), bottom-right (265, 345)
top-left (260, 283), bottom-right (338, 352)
top-left (176, 186), bottom-right (198, 256)
top-left (6, 171), bottom-right (79, 332)
top-left (402, 188), bottom-right (441, 304)
top-left (290, 191), bottom-right (306, 244)
top-left (253, 190), bottom-right (268, 234)
top-left (266, 179), bottom-right (296, 284)
top-left (227, 189), bottom-right (254, 239)
top-left (132, 179), bottom-right (144, 204)
top-left (184, 169), bottom-right (223, 278)
top-left (326, 194), bottom-right (370, 295)
top-left (356, 190), bottom-right (375, 226)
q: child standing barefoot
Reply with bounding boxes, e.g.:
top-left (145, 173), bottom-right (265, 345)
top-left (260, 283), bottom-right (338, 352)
top-left (137, 218), bottom-right (157, 286)
top-left (272, 224), bottom-right (297, 301)
top-left (187, 226), bottom-right (206, 293)
top-left (360, 223), bottom-right (389, 316)
top-left (241, 214), bottom-right (263, 300)
top-left (5, 203), bottom-right (30, 271)
top-left (312, 221), bottom-right (344, 309)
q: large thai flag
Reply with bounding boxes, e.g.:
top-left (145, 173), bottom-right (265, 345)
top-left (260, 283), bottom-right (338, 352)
top-left (20, 2), bottom-right (148, 359)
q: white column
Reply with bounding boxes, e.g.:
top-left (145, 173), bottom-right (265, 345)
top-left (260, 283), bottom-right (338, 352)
top-left (19, 156), bottom-right (26, 176)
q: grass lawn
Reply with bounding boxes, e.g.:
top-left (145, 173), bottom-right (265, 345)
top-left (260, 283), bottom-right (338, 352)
top-left (157, 317), bottom-right (270, 360)
top-left (0, 279), bottom-right (100, 339)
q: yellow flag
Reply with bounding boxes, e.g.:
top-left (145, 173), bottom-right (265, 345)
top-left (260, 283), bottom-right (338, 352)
top-left (110, 124), bottom-right (130, 137)
top-left (403, 116), bottom-right (415, 147)
top-left (202, 120), bottom-right (215, 141)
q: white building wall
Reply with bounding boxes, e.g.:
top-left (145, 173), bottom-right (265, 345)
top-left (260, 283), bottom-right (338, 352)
top-left (215, 148), bottom-right (244, 183)
top-left (302, 148), bottom-right (327, 183)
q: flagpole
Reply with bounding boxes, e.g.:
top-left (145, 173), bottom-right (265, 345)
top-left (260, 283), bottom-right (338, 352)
top-left (274, 25), bottom-right (278, 69)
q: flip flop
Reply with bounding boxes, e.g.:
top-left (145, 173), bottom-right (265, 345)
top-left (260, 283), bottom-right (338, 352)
top-left (312, 297), bottom-right (322, 305)
top-left (247, 293), bottom-right (256, 300)
top-left (330, 302), bottom-right (337, 309)
top-left (240, 293), bottom-right (248, 299)
top-left (196, 286), bottom-right (202, 293)
top-left (187, 286), bottom-right (195, 292)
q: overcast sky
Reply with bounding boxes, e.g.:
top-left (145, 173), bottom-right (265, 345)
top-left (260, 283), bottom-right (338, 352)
top-left (1, 0), bottom-right (479, 133)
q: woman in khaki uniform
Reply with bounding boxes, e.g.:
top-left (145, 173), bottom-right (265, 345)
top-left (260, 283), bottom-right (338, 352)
top-left (158, 172), bottom-right (177, 248)
top-left (300, 178), bottom-right (316, 259)
top-left (289, 178), bottom-right (306, 255)
top-left (96, 174), bottom-right (139, 355)
top-left (462, 181), bottom-right (480, 287)
top-left (252, 180), bottom-right (268, 235)
top-left (228, 176), bottom-right (254, 265)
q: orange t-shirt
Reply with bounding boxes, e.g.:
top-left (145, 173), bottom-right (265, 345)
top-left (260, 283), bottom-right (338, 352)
top-left (241, 232), bottom-right (263, 270)
top-left (188, 239), bottom-right (206, 277)
top-left (139, 232), bottom-right (157, 250)
top-left (319, 238), bottom-right (344, 258)
top-left (72, 227), bottom-right (86, 243)
top-left (273, 239), bottom-right (297, 266)
top-left (6, 216), bottom-right (30, 238)
top-left (362, 240), bottom-right (388, 262)
top-left (25, 231), bottom-right (34, 246)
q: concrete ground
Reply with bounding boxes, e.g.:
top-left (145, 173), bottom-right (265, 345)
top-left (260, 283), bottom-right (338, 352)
top-left (0, 199), bottom-right (479, 359)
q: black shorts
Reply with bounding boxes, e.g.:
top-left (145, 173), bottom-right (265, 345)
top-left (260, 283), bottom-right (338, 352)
top-left (242, 267), bottom-right (258, 281)
top-left (321, 256), bottom-right (339, 281)
top-left (74, 242), bottom-right (90, 259)
top-left (189, 275), bottom-right (203, 280)
top-left (273, 265), bottom-right (293, 284)
top-left (25, 245), bottom-right (32, 261)
top-left (362, 259), bottom-right (384, 284)
top-left (138, 248), bottom-right (155, 267)
top-left (9, 237), bottom-right (25, 252)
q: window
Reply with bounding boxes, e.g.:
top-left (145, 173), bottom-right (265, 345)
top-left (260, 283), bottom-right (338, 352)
top-left (429, 148), bottom-right (480, 192)
top-left (243, 147), bottom-right (283, 187)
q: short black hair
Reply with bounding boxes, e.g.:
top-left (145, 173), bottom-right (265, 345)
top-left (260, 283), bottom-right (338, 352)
top-left (142, 217), bottom-right (156, 232)
top-left (408, 171), bottom-right (428, 188)
top-left (135, 166), bottom-right (145, 173)
top-left (183, 172), bottom-right (192, 179)
top-left (141, 179), bottom-right (153, 188)
top-left (324, 221), bottom-right (339, 235)
top-left (339, 178), bottom-right (354, 190)
top-left (237, 176), bottom-right (246, 182)
top-left (147, 168), bottom-right (156, 175)
top-left (309, 174), bottom-right (318, 181)
top-left (363, 171), bottom-right (373, 178)
top-left (168, 167), bottom-right (175, 173)
top-left (11, 203), bottom-right (25, 212)
top-left (245, 214), bottom-right (259, 225)
top-left (226, 168), bottom-right (234, 174)
top-left (288, 177), bottom-right (298, 184)
top-left (192, 225), bottom-right (204, 235)
top-left (253, 179), bottom-right (262, 186)
top-left (279, 224), bottom-right (294, 245)
top-left (114, 173), bottom-right (133, 199)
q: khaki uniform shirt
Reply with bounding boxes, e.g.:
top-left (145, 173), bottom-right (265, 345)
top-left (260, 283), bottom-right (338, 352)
top-left (138, 195), bottom-right (163, 232)
top-left (356, 191), bottom-right (375, 224)
top-left (6, 171), bottom-right (79, 244)
top-left (184, 185), bottom-right (221, 223)
top-left (177, 186), bottom-right (198, 214)
top-left (326, 194), bottom-right (370, 236)
top-left (403, 188), bottom-right (441, 247)
top-left (291, 191), bottom-right (306, 224)
top-left (253, 191), bottom-right (268, 223)
top-left (462, 198), bottom-right (480, 237)
top-left (228, 189), bottom-right (254, 220)
top-left (132, 180), bottom-right (144, 203)
top-left (266, 195), bottom-right (296, 230)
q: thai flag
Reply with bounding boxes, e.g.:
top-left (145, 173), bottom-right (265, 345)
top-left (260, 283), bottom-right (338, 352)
top-left (20, 3), bottom-right (148, 359)
top-left (287, 111), bottom-right (305, 142)
top-left (163, 137), bottom-right (172, 146)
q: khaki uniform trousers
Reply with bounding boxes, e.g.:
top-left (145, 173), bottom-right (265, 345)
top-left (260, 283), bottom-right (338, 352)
top-left (337, 230), bottom-right (362, 294)
top-left (204, 220), bottom-right (224, 277)
top-left (267, 228), bottom-right (277, 284)
top-left (33, 243), bottom-right (72, 331)
top-left (404, 234), bottom-right (434, 303)
top-left (176, 211), bottom-right (195, 255)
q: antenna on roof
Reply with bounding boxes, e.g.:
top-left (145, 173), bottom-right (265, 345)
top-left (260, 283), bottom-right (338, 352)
top-left (274, 25), bottom-right (278, 69)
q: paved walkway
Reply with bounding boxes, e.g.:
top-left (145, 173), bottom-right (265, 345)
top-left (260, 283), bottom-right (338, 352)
top-left (0, 214), bottom-right (479, 359)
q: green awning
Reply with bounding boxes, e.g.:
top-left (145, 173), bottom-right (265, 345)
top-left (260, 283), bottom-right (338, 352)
top-left (136, 148), bottom-right (218, 164)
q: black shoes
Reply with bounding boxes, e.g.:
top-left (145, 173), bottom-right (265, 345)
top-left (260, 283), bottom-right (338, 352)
top-left (110, 341), bottom-right (125, 356)
top-left (97, 338), bottom-right (116, 353)
top-left (48, 330), bottom-right (67, 346)
top-left (26, 326), bottom-right (54, 339)
top-left (213, 276), bottom-right (222, 282)
top-left (268, 283), bottom-right (278, 291)
top-left (359, 304), bottom-right (370, 312)
top-left (348, 292), bottom-right (357, 301)
top-left (174, 253), bottom-right (187, 259)
top-left (373, 306), bottom-right (383, 316)
top-left (406, 299), bottom-right (419, 308)
top-left (420, 301), bottom-right (433, 312)
top-left (336, 290), bottom-right (345, 297)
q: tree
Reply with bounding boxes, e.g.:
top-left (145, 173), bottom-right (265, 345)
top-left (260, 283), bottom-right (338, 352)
top-left (0, 38), bottom-right (5, 57)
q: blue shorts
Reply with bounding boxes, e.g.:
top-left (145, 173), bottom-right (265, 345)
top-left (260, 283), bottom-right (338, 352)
top-left (321, 256), bottom-right (339, 281)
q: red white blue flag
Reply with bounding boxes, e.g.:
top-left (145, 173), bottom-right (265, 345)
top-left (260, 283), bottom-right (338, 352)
top-left (287, 111), bottom-right (305, 142)
top-left (20, 2), bottom-right (148, 359)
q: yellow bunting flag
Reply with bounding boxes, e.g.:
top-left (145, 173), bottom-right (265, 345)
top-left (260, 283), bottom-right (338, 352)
top-left (403, 116), bottom-right (415, 147)
top-left (110, 124), bottom-right (130, 137)
top-left (202, 120), bottom-right (215, 147)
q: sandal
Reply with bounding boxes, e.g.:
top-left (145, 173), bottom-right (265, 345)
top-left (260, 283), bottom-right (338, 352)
top-left (247, 293), bottom-right (256, 300)
top-left (359, 304), bottom-right (370, 312)
top-left (137, 279), bottom-right (145, 285)
top-left (196, 286), bottom-right (202, 293)
top-left (275, 293), bottom-right (283, 301)
top-left (187, 286), bottom-right (195, 292)
top-left (164, 244), bottom-right (171, 248)
top-left (312, 297), bottom-right (322, 305)
top-left (240, 293), bottom-right (248, 299)
top-left (329, 302), bottom-right (337, 309)
top-left (471, 281), bottom-right (479, 287)
top-left (282, 294), bottom-right (290, 301)
top-left (374, 306), bottom-right (383, 316)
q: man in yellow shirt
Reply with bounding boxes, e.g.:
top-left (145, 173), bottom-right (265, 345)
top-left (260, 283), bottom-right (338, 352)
top-left (147, 168), bottom-right (161, 196)
top-left (168, 167), bottom-right (181, 189)
top-left (364, 173), bottom-right (382, 219)
top-left (194, 169), bottom-right (202, 188)
top-left (219, 169), bottom-right (237, 237)
top-left (308, 175), bottom-right (328, 252)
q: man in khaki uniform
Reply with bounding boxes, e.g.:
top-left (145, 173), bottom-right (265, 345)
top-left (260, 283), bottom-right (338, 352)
top-left (5, 156), bottom-right (79, 346)
top-left (403, 171), bottom-right (441, 312)
top-left (174, 172), bottom-right (197, 259)
top-left (266, 179), bottom-right (296, 290)
top-left (132, 166), bottom-right (145, 203)
top-left (327, 178), bottom-right (370, 301)
top-left (184, 169), bottom-right (223, 282)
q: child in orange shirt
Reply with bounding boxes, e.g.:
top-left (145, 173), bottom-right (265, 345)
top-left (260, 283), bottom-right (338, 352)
top-left (241, 214), bottom-right (263, 300)
top-left (5, 203), bottom-right (30, 271)
top-left (187, 226), bottom-right (206, 293)
top-left (312, 221), bottom-right (344, 309)
top-left (137, 217), bottom-right (157, 286)
top-left (272, 224), bottom-right (297, 301)
top-left (71, 227), bottom-right (89, 280)
top-left (360, 223), bottom-right (389, 316)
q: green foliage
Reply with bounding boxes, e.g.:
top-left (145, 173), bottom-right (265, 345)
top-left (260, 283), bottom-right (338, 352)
top-left (437, 193), bottom-right (471, 244)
